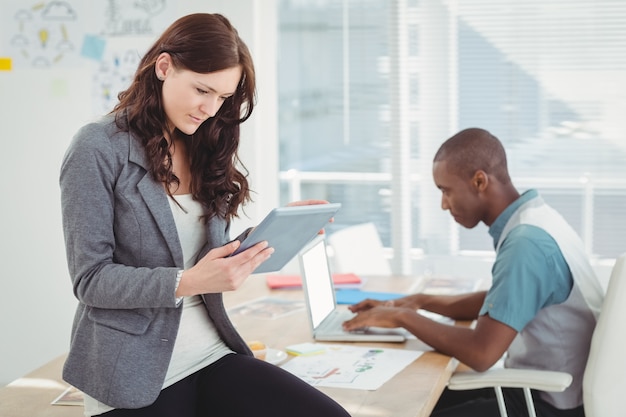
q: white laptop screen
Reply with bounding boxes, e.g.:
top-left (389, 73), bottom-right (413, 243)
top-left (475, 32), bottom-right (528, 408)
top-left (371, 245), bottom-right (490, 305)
top-left (300, 238), bottom-right (335, 329)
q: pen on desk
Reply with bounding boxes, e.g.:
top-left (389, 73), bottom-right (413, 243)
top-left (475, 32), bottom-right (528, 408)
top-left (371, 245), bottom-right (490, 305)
top-left (313, 367), bottom-right (340, 379)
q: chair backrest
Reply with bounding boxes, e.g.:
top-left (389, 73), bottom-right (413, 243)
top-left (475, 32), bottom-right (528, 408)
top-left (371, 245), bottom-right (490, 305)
top-left (582, 253), bottom-right (626, 417)
top-left (327, 222), bottom-right (392, 276)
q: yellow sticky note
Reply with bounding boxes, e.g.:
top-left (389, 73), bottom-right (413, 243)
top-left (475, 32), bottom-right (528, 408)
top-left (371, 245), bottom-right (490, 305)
top-left (51, 78), bottom-right (68, 97)
top-left (0, 58), bottom-right (12, 71)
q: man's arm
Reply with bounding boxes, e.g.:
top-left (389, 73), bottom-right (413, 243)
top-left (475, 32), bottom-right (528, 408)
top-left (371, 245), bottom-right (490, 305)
top-left (397, 310), bottom-right (517, 371)
top-left (412, 291), bottom-right (487, 320)
top-left (349, 291), bottom-right (487, 320)
top-left (344, 290), bottom-right (517, 371)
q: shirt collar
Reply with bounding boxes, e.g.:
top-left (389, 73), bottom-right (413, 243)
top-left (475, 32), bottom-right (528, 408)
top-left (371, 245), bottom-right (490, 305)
top-left (488, 189), bottom-right (538, 247)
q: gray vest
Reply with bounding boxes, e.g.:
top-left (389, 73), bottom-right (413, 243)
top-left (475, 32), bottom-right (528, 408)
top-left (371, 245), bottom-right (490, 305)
top-left (497, 195), bottom-right (604, 409)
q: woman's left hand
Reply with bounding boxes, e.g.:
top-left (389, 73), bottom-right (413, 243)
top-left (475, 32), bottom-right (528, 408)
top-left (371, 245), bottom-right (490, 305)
top-left (286, 199), bottom-right (330, 207)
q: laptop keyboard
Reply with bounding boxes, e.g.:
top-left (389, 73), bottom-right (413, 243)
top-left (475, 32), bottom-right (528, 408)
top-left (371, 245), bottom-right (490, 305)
top-left (319, 310), bottom-right (363, 334)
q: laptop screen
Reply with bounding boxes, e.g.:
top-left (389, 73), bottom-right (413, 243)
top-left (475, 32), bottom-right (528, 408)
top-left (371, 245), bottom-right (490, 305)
top-left (300, 238), bottom-right (336, 329)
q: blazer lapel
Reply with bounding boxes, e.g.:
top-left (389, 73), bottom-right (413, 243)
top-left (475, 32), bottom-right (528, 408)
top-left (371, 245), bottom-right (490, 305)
top-left (129, 134), bottom-right (184, 267)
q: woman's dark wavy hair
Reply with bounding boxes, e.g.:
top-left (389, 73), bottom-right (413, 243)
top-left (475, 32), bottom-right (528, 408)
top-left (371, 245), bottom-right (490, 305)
top-left (112, 13), bottom-right (255, 221)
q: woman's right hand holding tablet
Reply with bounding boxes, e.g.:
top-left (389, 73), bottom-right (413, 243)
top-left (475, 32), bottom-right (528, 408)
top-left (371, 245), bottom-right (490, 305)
top-left (175, 240), bottom-right (274, 296)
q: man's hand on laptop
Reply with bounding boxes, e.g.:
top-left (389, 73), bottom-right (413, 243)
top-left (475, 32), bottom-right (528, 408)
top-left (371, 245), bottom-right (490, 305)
top-left (342, 305), bottom-right (405, 331)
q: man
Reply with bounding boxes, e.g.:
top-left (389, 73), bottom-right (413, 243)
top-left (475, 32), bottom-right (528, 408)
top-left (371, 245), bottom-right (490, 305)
top-left (343, 128), bottom-right (604, 417)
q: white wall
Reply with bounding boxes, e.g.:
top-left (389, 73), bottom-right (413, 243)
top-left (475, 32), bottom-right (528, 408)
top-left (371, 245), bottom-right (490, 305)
top-left (0, 66), bottom-right (89, 385)
top-left (0, 0), bottom-right (278, 386)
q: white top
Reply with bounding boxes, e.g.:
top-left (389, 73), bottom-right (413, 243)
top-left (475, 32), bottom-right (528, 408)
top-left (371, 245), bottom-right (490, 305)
top-left (84, 194), bottom-right (232, 416)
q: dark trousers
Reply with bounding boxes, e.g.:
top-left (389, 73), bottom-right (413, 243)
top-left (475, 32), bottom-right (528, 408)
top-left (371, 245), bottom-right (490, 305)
top-left (432, 387), bottom-right (585, 417)
top-left (101, 353), bottom-right (350, 417)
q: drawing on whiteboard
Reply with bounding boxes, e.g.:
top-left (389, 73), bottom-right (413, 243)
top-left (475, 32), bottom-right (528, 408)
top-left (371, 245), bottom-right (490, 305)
top-left (101, 0), bottom-right (168, 36)
top-left (7, 1), bottom-right (80, 68)
top-left (92, 44), bottom-right (145, 115)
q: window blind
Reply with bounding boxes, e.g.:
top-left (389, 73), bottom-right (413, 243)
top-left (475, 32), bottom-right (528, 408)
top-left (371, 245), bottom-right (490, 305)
top-left (278, 0), bottom-right (626, 260)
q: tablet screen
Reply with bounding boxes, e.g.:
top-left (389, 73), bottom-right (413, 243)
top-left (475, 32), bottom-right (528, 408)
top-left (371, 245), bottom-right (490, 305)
top-left (232, 203), bottom-right (341, 274)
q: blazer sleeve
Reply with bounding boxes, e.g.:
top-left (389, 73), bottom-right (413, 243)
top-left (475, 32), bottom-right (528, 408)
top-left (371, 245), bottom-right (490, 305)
top-left (60, 121), bottom-right (180, 309)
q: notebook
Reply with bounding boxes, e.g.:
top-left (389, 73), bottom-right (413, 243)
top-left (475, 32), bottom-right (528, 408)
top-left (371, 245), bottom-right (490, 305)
top-left (299, 236), bottom-right (407, 342)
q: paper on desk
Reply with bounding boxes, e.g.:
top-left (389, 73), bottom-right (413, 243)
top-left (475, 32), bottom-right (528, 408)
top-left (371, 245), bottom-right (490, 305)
top-left (51, 385), bottom-right (83, 406)
top-left (227, 297), bottom-right (305, 319)
top-left (418, 275), bottom-right (486, 295)
top-left (280, 344), bottom-right (423, 390)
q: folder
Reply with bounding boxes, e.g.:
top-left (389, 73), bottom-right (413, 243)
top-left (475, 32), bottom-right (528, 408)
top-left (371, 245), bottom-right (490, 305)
top-left (266, 273), bottom-right (362, 289)
top-left (334, 289), bottom-right (405, 305)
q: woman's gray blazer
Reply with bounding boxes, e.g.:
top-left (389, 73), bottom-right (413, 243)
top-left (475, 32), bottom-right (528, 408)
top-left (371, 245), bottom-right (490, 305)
top-left (59, 114), bottom-right (251, 409)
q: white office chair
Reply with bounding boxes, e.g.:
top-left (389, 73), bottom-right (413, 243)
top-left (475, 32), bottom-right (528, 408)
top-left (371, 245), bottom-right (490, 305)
top-left (327, 222), bottom-right (392, 276)
top-left (447, 252), bottom-right (626, 417)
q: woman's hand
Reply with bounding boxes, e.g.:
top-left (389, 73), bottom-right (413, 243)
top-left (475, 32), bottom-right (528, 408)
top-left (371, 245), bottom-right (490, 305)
top-left (286, 199), bottom-right (330, 207)
top-left (176, 240), bottom-right (274, 296)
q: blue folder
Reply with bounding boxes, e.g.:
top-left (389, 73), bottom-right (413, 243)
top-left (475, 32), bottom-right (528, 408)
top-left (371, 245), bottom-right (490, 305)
top-left (334, 289), bottom-right (405, 305)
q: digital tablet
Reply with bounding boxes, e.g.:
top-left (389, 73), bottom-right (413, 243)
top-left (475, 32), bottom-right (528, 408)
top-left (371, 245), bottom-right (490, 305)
top-left (231, 203), bottom-right (341, 274)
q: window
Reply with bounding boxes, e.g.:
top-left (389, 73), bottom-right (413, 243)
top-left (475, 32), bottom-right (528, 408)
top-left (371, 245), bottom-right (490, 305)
top-left (277, 0), bottom-right (626, 269)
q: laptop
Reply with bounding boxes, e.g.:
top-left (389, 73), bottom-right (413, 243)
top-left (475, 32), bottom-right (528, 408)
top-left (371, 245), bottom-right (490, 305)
top-left (298, 236), bottom-right (407, 342)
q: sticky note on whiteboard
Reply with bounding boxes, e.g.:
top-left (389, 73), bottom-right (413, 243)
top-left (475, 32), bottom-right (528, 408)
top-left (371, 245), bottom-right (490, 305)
top-left (0, 58), bottom-right (12, 71)
top-left (80, 35), bottom-right (106, 61)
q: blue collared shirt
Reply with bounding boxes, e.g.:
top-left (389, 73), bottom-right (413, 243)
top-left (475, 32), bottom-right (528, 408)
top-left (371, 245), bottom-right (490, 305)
top-left (479, 189), bottom-right (573, 332)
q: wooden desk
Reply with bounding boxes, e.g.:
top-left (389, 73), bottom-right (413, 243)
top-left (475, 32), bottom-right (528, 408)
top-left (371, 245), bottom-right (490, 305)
top-left (0, 355), bottom-right (75, 417)
top-left (224, 275), bottom-right (458, 417)
top-left (0, 274), bottom-right (459, 417)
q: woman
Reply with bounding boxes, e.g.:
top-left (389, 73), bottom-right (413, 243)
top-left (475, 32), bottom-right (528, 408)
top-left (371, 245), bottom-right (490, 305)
top-left (60, 13), bottom-right (350, 417)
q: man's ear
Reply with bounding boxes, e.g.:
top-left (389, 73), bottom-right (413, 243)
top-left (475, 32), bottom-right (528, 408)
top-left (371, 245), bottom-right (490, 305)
top-left (472, 170), bottom-right (489, 192)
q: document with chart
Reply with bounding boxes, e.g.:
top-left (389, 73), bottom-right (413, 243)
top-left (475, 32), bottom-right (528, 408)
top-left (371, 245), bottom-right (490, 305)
top-left (280, 344), bottom-right (423, 390)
